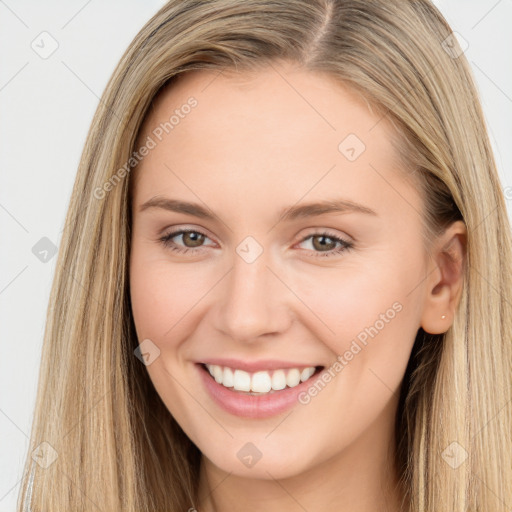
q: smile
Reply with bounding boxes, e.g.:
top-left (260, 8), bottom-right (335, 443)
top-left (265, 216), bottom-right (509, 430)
top-left (198, 362), bottom-right (325, 418)
top-left (204, 364), bottom-right (318, 394)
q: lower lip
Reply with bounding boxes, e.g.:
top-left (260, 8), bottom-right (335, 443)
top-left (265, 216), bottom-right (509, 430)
top-left (197, 364), bottom-right (320, 419)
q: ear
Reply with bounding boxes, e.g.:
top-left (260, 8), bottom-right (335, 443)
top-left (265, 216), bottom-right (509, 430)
top-left (420, 220), bottom-right (467, 334)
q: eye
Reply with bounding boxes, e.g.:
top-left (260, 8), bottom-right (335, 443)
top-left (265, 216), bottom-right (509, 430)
top-left (158, 229), bottom-right (215, 254)
top-left (296, 231), bottom-right (354, 258)
top-left (158, 228), bottom-right (354, 258)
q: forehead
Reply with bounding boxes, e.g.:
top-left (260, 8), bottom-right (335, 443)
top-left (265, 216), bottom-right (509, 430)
top-left (132, 62), bottom-right (419, 226)
top-left (142, 62), bottom-right (389, 138)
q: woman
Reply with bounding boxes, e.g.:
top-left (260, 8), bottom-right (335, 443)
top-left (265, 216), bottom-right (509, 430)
top-left (18, 1), bottom-right (512, 511)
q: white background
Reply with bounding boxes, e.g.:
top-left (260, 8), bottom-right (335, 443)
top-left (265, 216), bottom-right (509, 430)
top-left (1, 1), bottom-right (511, 510)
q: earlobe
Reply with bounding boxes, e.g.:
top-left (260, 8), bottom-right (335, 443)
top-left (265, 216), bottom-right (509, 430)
top-left (420, 220), bottom-right (467, 334)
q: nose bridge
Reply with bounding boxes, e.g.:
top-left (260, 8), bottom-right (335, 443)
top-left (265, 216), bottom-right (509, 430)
top-left (215, 245), bottom-right (289, 341)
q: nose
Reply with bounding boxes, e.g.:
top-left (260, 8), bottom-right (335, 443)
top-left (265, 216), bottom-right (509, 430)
top-left (213, 248), bottom-right (292, 343)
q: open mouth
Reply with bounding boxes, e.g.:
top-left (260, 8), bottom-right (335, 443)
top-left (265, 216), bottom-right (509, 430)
top-left (200, 363), bottom-right (324, 396)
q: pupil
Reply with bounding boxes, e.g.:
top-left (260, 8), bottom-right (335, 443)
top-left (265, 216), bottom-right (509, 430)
top-left (314, 235), bottom-right (334, 251)
top-left (185, 232), bottom-right (204, 247)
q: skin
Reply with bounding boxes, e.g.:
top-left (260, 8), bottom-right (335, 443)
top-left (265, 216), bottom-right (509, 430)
top-left (129, 60), bottom-right (466, 512)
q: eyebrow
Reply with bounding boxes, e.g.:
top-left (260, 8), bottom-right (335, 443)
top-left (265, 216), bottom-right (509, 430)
top-left (139, 196), bottom-right (378, 221)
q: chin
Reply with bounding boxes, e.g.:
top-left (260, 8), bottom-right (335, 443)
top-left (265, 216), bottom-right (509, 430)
top-left (198, 437), bottom-right (321, 481)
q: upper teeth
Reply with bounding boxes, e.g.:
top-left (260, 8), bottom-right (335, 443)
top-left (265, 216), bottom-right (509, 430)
top-left (205, 364), bottom-right (317, 393)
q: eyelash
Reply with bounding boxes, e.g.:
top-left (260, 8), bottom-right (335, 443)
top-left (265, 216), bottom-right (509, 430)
top-left (158, 229), bottom-right (354, 258)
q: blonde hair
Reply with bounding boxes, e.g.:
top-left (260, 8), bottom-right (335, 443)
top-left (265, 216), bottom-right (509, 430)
top-left (18, 1), bottom-right (512, 510)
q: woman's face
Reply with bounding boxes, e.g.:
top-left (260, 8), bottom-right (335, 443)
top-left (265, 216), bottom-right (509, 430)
top-left (129, 61), bottom-right (436, 480)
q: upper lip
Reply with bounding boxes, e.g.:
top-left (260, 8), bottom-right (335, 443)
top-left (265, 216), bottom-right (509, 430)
top-left (198, 358), bottom-right (323, 373)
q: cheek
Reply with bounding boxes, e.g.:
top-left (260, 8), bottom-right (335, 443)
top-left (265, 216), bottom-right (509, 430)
top-left (289, 251), bottom-right (423, 380)
top-left (129, 248), bottom-right (213, 344)
top-left (280, 256), bottom-right (423, 449)
top-left (129, 252), bottom-right (209, 430)
top-left (130, 266), bottom-right (175, 343)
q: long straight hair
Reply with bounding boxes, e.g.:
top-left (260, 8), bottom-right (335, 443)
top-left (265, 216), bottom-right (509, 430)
top-left (18, 1), bottom-right (512, 510)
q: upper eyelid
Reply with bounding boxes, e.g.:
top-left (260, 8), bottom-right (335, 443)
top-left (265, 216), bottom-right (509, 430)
top-left (161, 225), bottom-right (216, 241)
